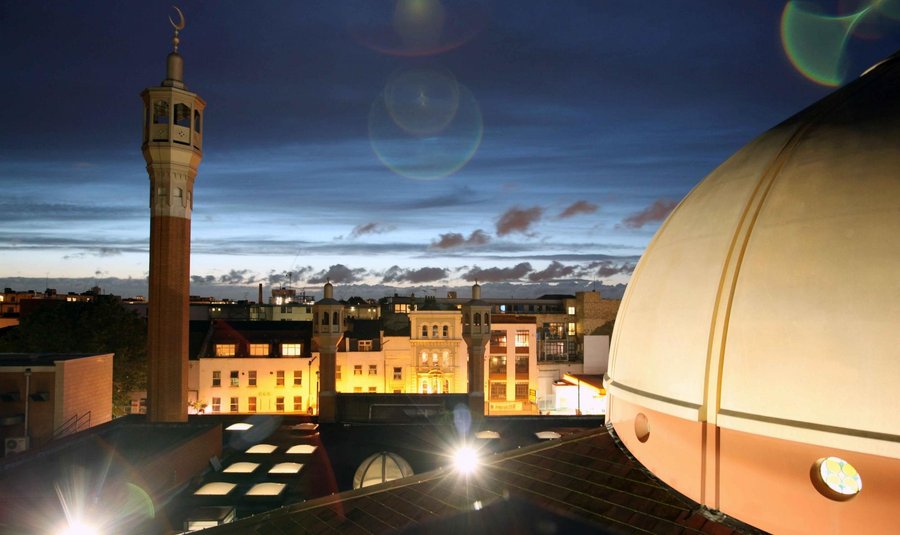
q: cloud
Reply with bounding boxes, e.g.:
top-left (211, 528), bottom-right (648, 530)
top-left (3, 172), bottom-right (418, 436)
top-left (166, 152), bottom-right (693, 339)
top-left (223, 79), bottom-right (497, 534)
top-left (622, 199), bottom-right (678, 229)
top-left (266, 267), bottom-right (313, 286)
top-left (382, 266), bottom-right (449, 283)
top-left (496, 206), bottom-right (543, 236)
top-left (431, 229), bottom-right (491, 249)
top-left (191, 275), bottom-right (217, 284)
top-left (219, 269), bottom-right (256, 285)
top-left (349, 222), bottom-right (394, 239)
top-left (527, 261), bottom-right (578, 282)
top-left (558, 201), bottom-right (598, 218)
top-left (462, 262), bottom-right (533, 282)
top-left (588, 260), bottom-right (636, 278)
top-left (308, 264), bottom-right (367, 284)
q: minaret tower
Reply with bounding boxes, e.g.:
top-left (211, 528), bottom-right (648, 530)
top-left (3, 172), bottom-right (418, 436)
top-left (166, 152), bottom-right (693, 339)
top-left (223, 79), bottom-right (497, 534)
top-left (313, 282), bottom-right (344, 423)
top-left (141, 7), bottom-right (205, 422)
top-left (462, 282), bottom-right (491, 419)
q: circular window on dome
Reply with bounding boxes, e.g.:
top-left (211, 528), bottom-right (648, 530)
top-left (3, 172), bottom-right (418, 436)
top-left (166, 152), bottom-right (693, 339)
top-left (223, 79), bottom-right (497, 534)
top-left (812, 456), bottom-right (862, 501)
top-left (634, 413), bottom-right (650, 443)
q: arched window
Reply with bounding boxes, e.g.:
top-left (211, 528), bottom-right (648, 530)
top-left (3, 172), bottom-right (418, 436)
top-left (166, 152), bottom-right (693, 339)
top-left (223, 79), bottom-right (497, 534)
top-left (432, 325), bottom-right (438, 337)
top-left (174, 103), bottom-right (191, 127)
top-left (332, 311), bottom-right (339, 326)
top-left (421, 351), bottom-right (428, 363)
top-left (153, 100), bottom-right (169, 124)
top-left (194, 109), bottom-right (202, 132)
top-left (442, 325), bottom-right (449, 337)
top-left (474, 313), bottom-right (481, 326)
top-left (421, 325), bottom-right (428, 337)
top-left (432, 352), bottom-right (439, 364)
top-left (484, 313), bottom-right (490, 325)
top-left (322, 312), bottom-right (329, 325)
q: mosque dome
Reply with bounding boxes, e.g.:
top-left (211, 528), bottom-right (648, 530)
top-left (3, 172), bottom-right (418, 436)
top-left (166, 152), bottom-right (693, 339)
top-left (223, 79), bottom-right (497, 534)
top-left (352, 451), bottom-right (415, 489)
top-left (605, 51), bottom-right (900, 534)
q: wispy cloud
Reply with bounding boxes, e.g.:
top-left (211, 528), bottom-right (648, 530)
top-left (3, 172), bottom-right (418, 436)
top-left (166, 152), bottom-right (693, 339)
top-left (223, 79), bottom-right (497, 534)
top-left (622, 199), bottom-right (677, 229)
top-left (496, 206), bottom-right (543, 236)
top-left (558, 201), bottom-right (598, 219)
top-left (349, 222), bottom-right (394, 239)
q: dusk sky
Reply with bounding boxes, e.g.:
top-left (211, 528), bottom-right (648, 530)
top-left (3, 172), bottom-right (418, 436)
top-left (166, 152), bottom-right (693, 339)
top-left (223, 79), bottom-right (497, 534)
top-left (2, 1), bottom-right (898, 300)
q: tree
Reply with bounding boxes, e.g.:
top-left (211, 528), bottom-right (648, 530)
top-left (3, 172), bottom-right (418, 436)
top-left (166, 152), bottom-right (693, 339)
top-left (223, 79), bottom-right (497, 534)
top-left (0, 296), bottom-right (147, 417)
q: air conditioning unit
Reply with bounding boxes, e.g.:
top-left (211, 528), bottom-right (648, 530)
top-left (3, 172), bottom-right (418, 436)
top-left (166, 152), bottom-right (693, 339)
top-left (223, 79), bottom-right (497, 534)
top-left (5, 436), bottom-right (29, 455)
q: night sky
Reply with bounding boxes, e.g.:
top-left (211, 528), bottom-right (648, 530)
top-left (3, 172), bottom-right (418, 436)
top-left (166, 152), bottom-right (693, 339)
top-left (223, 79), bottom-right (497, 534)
top-left (2, 1), bottom-right (898, 299)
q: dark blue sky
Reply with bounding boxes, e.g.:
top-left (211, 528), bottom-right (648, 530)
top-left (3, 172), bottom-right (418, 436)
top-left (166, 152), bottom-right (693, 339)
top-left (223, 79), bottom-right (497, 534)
top-left (1, 1), bottom-right (898, 299)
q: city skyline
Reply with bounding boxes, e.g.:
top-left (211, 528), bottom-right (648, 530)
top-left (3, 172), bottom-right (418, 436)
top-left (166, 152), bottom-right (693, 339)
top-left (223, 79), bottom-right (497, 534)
top-left (2, 1), bottom-right (899, 300)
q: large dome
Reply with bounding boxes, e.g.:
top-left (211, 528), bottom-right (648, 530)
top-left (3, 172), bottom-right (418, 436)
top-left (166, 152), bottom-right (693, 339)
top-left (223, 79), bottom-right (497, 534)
top-left (605, 52), bottom-right (900, 534)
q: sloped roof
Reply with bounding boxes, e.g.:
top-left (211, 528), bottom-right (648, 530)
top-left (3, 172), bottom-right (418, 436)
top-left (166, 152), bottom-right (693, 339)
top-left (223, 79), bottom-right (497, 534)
top-left (204, 425), bottom-right (754, 534)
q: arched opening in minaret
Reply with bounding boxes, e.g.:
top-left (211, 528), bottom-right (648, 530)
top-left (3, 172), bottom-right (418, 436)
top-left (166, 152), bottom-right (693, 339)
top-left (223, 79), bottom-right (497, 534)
top-left (332, 311), bottom-right (339, 326)
top-left (153, 100), bottom-right (169, 123)
top-left (194, 109), bottom-right (201, 132)
top-left (322, 312), bottom-right (329, 325)
top-left (474, 313), bottom-right (482, 326)
top-left (174, 103), bottom-right (191, 127)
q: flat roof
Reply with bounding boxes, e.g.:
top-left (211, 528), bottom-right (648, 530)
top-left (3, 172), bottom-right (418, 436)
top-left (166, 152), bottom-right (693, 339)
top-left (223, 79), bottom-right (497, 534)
top-left (0, 352), bottom-right (109, 367)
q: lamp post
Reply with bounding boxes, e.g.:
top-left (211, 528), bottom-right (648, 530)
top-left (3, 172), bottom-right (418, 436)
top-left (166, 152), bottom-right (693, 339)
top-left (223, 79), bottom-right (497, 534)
top-left (307, 355), bottom-right (318, 415)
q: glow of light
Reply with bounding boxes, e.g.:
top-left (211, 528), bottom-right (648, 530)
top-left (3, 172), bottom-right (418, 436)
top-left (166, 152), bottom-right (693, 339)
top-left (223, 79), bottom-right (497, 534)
top-left (245, 482), bottom-right (286, 497)
top-left (246, 443), bottom-right (278, 454)
top-left (226, 422), bottom-right (253, 431)
top-left (57, 520), bottom-right (100, 535)
top-left (475, 430), bottom-right (500, 439)
top-left (286, 444), bottom-right (317, 454)
top-left (452, 445), bottom-right (479, 475)
top-left (193, 482), bottom-right (237, 496)
top-left (223, 462), bottom-right (260, 474)
top-left (269, 462), bottom-right (303, 474)
top-left (819, 456), bottom-right (862, 496)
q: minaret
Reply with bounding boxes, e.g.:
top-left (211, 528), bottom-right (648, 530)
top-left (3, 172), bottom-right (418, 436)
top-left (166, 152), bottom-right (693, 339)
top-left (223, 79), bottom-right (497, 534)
top-left (313, 282), bottom-right (344, 423)
top-left (461, 282), bottom-right (491, 419)
top-left (141, 7), bottom-right (205, 422)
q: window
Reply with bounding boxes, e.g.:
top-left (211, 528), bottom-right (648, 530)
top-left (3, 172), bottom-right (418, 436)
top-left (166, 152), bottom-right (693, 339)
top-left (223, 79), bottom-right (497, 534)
top-left (393, 389), bottom-right (402, 394)
top-left (248, 370), bottom-right (257, 387)
top-left (322, 312), bottom-right (329, 325)
top-left (230, 370), bottom-right (239, 387)
top-left (490, 382), bottom-right (506, 400)
top-left (336, 365), bottom-right (342, 380)
top-left (212, 371), bottom-right (221, 387)
top-left (332, 311), bottom-right (339, 326)
top-left (545, 323), bottom-right (565, 339)
top-left (249, 344), bottom-right (269, 356)
top-left (215, 343), bottom-right (236, 357)
top-left (369, 387), bottom-right (377, 393)
top-left (515, 355), bottom-right (529, 373)
top-left (358, 340), bottom-right (372, 351)
top-left (293, 396), bottom-right (302, 412)
top-left (515, 382), bottom-right (529, 400)
top-left (276, 371), bottom-right (285, 387)
top-left (567, 322), bottom-right (576, 336)
top-left (353, 387), bottom-right (362, 393)
top-left (281, 343), bottom-right (302, 356)
top-left (153, 100), bottom-right (168, 124)
top-left (432, 325), bottom-right (438, 337)
top-left (293, 370), bottom-right (302, 386)
top-left (229, 397), bottom-right (238, 412)
top-left (393, 367), bottom-right (402, 380)
top-left (275, 397), bottom-right (284, 412)
top-left (491, 331), bottom-right (507, 348)
top-left (211, 397), bottom-right (221, 413)
top-left (174, 103), bottom-right (191, 127)
top-left (432, 352), bottom-right (439, 365)
top-left (567, 306), bottom-right (576, 315)
top-left (248, 396), bottom-right (257, 412)
top-left (490, 356), bottom-right (507, 374)
top-left (393, 303), bottom-right (409, 313)
top-left (421, 325), bottom-right (428, 337)
top-left (515, 330), bottom-right (530, 347)
top-left (354, 365), bottom-right (362, 376)
top-left (484, 313), bottom-right (490, 325)
top-left (544, 341), bottom-right (565, 357)
top-left (368, 365), bottom-right (377, 376)
top-left (442, 325), bottom-right (449, 337)
top-left (474, 312), bottom-right (482, 326)
top-left (194, 109), bottom-right (201, 132)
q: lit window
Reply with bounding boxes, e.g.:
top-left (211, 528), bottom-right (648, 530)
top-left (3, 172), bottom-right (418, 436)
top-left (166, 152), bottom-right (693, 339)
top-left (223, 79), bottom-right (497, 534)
top-left (432, 353), bottom-right (439, 365)
top-left (567, 322), bottom-right (576, 336)
top-left (490, 356), bottom-right (506, 374)
top-left (369, 387), bottom-right (377, 393)
top-left (394, 303), bottom-right (409, 313)
top-left (249, 344), bottom-right (269, 356)
top-left (229, 397), bottom-right (238, 412)
top-left (293, 396), bottom-right (302, 412)
top-left (515, 330), bottom-right (529, 347)
top-left (354, 365), bottom-right (362, 376)
top-left (567, 306), bottom-right (576, 315)
top-left (248, 370), bottom-right (257, 387)
top-left (490, 382), bottom-right (506, 400)
top-left (276, 370), bottom-right (285, 386)
top-left (491, 331), bottom-right (507, 348)
top-left (421, 351), bottom-right (428, 363)
top-left (369, 365), bottom-right (377, 376)
top-left (230, 370), bottom-right (239, 387)
top-left (275, 397), bottom-right (284, 412)
top-left (336, 365), bottom-right (341, 380)
top-left (281, 343), bottom-right (303, 356)
top-left (215, 344), bottom-right (236, 357)
top-left (293, 370), bottom-right (302, 386)
top-left (212, 371), bottom-right (221, 387)
top-left (211, 397), bottom-right (221, 413)
top-left (353, 387), bottom-right (362, 393)
top-left (248, 396), bottom-right (257, 412)
top-left (515, 382), bottom-right (529, 400)
top-left (358, 340), bottom-right (372, 351)
top-left (393, 367), bottom-right (402, 380)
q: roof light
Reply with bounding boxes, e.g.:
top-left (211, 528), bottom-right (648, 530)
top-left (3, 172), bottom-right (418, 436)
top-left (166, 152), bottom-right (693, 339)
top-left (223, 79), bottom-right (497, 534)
top-left (286, 444), bottom-right (317, 454)
top-left (246, 444), bottom-right (277, 454)
top-left (226, 422), bottom-right (253, 431)
top-left (452, 446), bottom-right (478, 475)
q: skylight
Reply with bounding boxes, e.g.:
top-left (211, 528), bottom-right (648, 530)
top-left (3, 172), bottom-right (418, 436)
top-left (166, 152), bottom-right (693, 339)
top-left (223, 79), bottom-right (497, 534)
top-left (194, 482), bottom-right (237, 496)
top-left (286, 444), bottom-right (317, 454)
top-left (246, 444), bottom-right (277, 454)
top-left (223, 462), bottom-right (260, 474)
top-left (245, 482), bottom-right (287, 497)
top-left (269, 462), bottom-right (303, 475)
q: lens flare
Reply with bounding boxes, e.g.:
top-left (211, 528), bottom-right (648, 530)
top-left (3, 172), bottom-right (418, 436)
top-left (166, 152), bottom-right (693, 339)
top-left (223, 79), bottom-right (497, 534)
top-left (369, 76), bottom-right (482, 180)
top-left (385, 67), bottom-right (461, 135)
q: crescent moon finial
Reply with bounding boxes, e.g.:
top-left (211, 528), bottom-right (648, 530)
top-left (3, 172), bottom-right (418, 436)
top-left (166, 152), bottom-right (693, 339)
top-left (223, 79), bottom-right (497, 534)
top-left (169, 6), bottom-right (186, 31)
